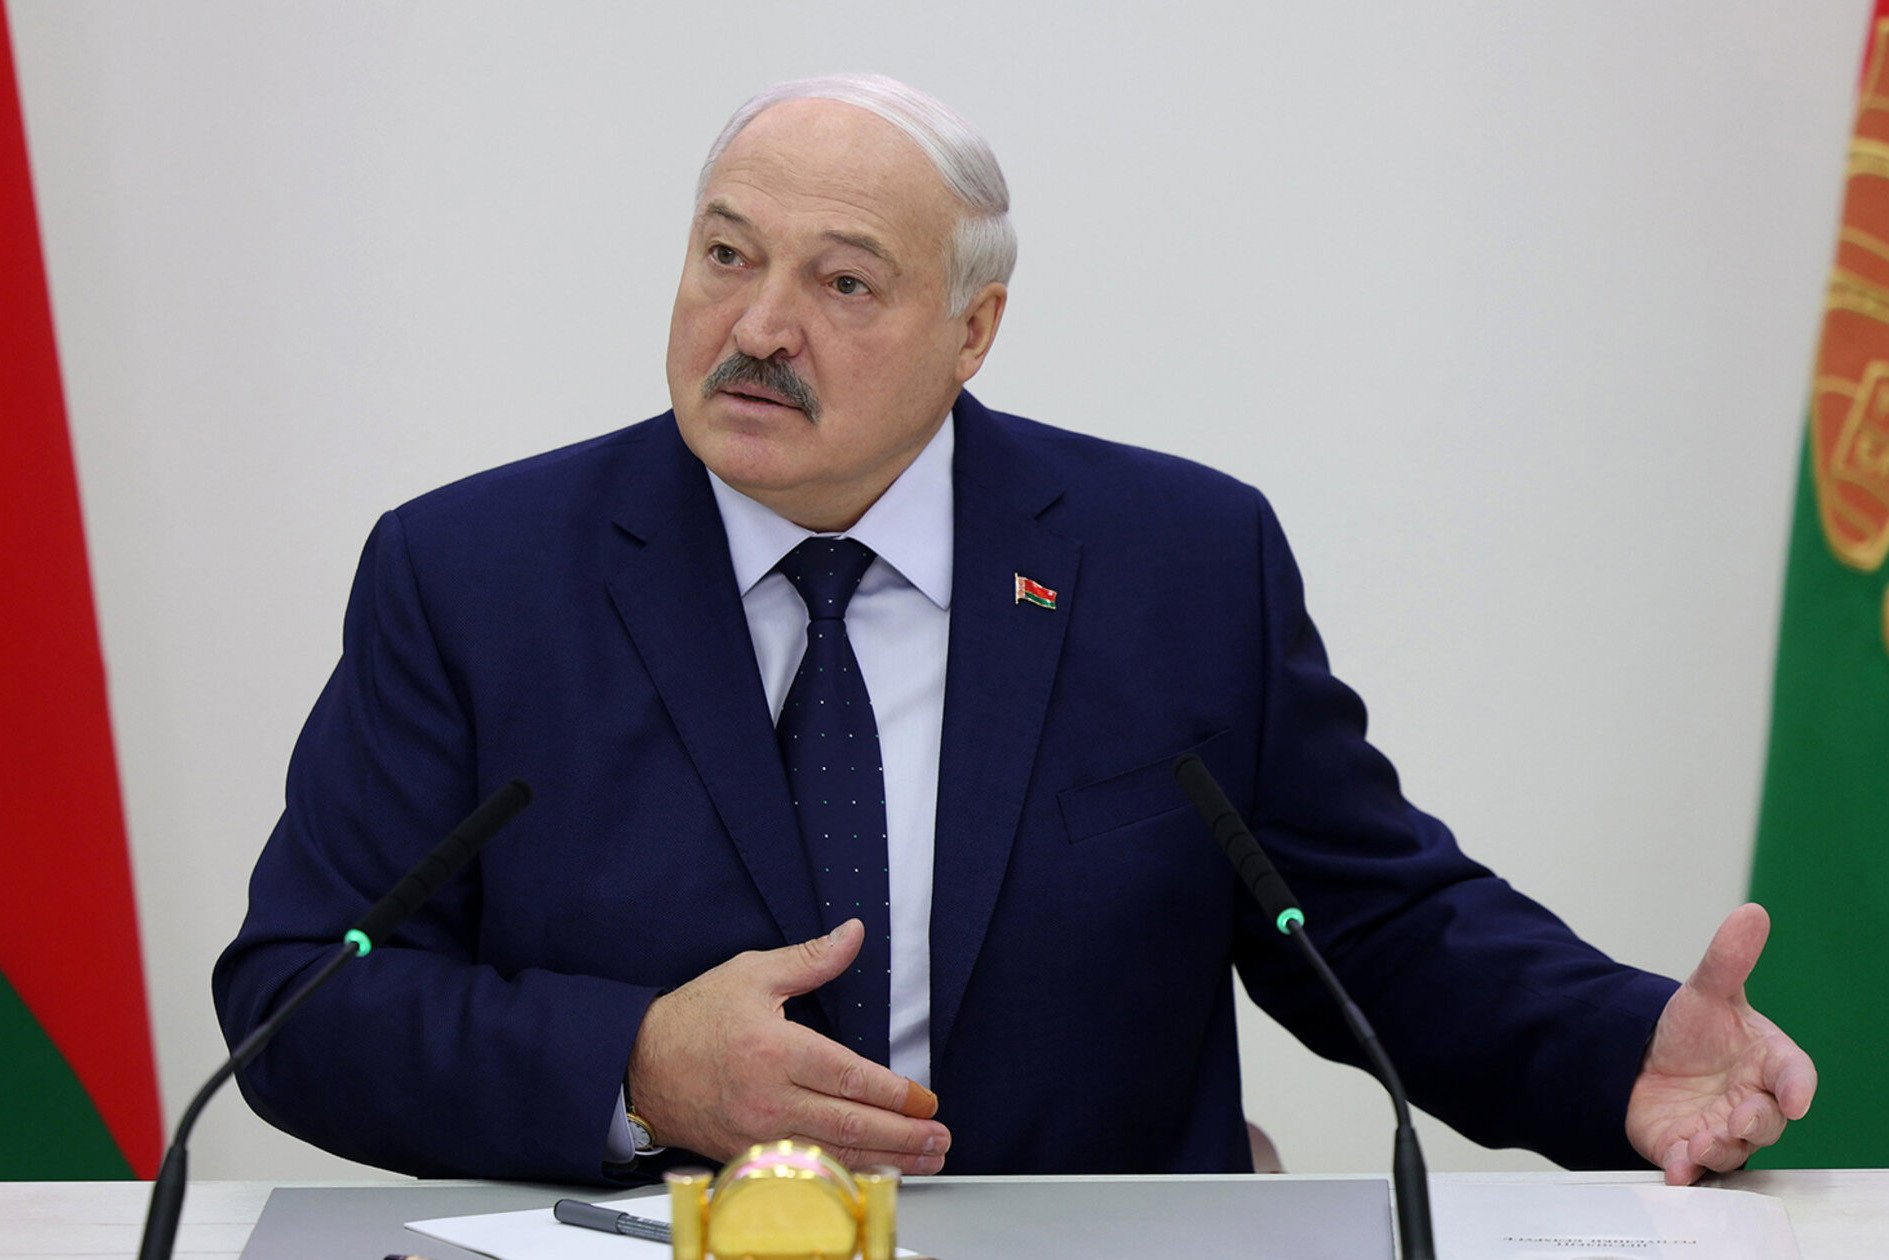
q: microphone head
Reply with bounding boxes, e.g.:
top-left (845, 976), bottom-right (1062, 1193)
top-left (349, 779), bottom-right (533, 948)
top-left (1173, 755), bottom-right (1302, 931)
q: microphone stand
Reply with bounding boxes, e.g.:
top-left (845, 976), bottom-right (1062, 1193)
top-left (136, 939), bottom-right (359, 1260)
top-left (1176, 754), bottom-right (1435, 1260)
top-left (136, 779), bottom-right (531, 1260)
top-left (1280, 917), bottom-right (1435, 1259)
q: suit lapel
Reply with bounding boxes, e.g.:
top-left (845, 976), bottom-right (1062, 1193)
top-left (603, 418), bottom-right (825, 955)
top-left (930, 396), bottom-right (1080, 1064)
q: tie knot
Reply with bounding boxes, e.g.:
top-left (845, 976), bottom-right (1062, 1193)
top-left (778, 537), bottom-right (876, 621)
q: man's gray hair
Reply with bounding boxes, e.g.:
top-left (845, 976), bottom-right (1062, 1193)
top-left (696, 73), bottom-right (1017, 316)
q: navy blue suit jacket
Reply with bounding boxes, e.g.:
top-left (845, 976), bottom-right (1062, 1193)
top-left (214, 393), bottom-right (1677, 1182)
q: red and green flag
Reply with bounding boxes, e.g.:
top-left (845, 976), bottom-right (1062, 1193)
top-left (0, 2), bottom-right (163, 1179)
top-left (1746, 0), bottom-right (1889, 1170)
top-left (1013, 574), bottom-right (1058, 610)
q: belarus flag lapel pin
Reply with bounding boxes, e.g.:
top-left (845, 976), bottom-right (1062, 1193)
top-left (1014, 573), bottom-right (1058, 609)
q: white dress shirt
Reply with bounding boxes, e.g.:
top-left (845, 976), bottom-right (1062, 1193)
top-left (611, 417), bottom-right (953, 1159)
top-left (709, 417), bottom-right (953, 1087)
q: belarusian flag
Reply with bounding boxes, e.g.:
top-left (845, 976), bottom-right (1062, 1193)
top-left (1014, 574), bottom-right (1058, 609)
top-left (0, 3), bottom-right (163, 1178)
top-left (1746, 0), bottom-right (1889, 1170)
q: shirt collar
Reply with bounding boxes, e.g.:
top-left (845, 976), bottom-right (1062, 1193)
top-left (707, 413), bottom-right (955, 611)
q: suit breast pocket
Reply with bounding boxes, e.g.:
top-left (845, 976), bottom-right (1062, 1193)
top-left (1057, 729), bottom-right (1232, 845)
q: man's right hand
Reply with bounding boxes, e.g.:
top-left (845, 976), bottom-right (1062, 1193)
top-left (626, 919), bottom-right (950, 1174)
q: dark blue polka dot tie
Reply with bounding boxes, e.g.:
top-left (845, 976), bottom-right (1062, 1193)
top-left (776, 537), bottom-right (891, 1066)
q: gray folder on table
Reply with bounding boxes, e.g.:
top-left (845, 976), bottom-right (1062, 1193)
top-left (239, 1177), bottom-right (1393, 1259)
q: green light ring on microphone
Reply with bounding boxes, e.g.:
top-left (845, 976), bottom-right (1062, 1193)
top-left (1275, 907), bottom-right (1305, 936)
top-left (343, 929), bottom-right (372, 957)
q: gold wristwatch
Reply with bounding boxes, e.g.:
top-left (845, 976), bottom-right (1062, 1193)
top-left (626, 1104), bottom-right (666, 1157)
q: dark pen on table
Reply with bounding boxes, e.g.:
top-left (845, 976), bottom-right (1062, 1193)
top-left (552, 1194), bottom-right (941, 1257)
top-left (554, 1197), bottom-right (672, 1244)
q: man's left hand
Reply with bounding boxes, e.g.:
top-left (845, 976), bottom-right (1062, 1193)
top-left (1625, 902), bottom-right (1817, 1184)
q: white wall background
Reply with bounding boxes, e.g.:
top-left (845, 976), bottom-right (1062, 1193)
top-left (9, 0), bottom-right (1865, 1180)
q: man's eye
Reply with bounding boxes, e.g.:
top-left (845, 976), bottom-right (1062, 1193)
top-left (709, 244), bottom-right (741, 266)
top-left (833, 275), bottom-right (870, 296)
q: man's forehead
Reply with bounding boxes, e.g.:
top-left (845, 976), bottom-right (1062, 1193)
top-left (701, 99), bottom-right (949, 212)
top-left (726, 96), bottom-right (918, 160)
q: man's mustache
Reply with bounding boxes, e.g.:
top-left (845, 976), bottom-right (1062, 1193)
top-left (701, 353), bottom-right (822, 422)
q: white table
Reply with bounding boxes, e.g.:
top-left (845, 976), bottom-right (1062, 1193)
top-left (2, 1170), bottom-right (1882, 1259)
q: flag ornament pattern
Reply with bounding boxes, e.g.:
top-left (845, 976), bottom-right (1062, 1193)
top-left (1814, 15), bottom-right (1889, 638)
top-left (1014, 574), bottom-right (1058, 610)
top-left (1745, 0), bottom-right (1889, 1170)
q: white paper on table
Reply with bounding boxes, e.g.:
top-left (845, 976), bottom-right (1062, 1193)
top-left (1431, 1180), bottom-right (1801, 1259)
top-left (408, 1191), bottom-right (924, 1259)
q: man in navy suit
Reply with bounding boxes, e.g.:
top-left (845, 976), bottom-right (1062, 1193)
top-left (215, 74), bottom-right (1814, 1186)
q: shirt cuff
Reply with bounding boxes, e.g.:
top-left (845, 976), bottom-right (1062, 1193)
top-left (603, 1086), bottom-right (635, 1163)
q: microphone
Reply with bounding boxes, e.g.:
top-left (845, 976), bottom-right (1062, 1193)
top-left (1174, 755), bottom-right (1435, 1260)
top-left (137, 779), bottom-right (533, 1260)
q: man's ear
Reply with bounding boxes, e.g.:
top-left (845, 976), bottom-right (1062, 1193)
top-left (955, 282), bottom-right (1007, 383)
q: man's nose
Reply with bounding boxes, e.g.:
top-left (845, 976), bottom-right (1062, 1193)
top-left (731, 275), bottom-right (806, 361)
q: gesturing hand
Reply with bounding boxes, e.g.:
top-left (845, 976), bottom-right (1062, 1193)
top-left (1626, 903), bottom-right (1817, 1184)
top-left (626, 919), bottom-right (949, 1174)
